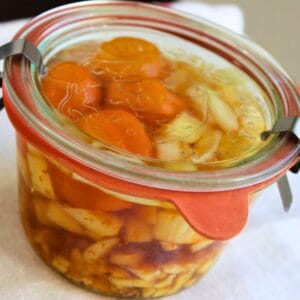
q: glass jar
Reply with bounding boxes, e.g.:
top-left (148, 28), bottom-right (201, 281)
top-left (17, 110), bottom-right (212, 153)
top-left (2, 1), bottom-right (299, 298)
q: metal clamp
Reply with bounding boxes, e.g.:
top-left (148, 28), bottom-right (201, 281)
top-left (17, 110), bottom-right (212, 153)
top-left (261, 117), bottom-right (300, 211)
top-left (0, 39), bottom-right (47, 111)
top-left (261, 117), bottom-right (300, 142)
top-left (261, 116), bottom-right (300, 174)
top-left (0, 38), bottom-right (47, 74)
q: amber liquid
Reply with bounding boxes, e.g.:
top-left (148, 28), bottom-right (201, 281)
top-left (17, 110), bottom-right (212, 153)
top-left (43, 41), bottom-right (269, 170)
top-left (18, 136), bottom-right (223, 298)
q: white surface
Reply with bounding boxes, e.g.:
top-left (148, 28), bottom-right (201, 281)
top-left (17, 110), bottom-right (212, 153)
top-left (0, 3), bottom-right (299, 300)
top-left (171, 2), bottom-right (244, 33)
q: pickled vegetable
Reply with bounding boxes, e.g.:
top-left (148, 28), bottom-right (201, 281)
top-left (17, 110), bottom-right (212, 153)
top-left (27, 153), bottom-right (56, 200)
top-left (86, 37), bottom-right (169, 80)
top-left (76, 109), bottom-right (153, 157)
top-left (105, 79), bottom-right (184, 123)
top-left (42, 62), bottom-right (102, 121)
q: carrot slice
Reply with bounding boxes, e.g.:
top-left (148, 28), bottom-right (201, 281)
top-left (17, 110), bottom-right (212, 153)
top-left (87, 37), bottom-right (169, 80)
top-left (48, 164), bottom-right (133, 212)
top-left (76, 109), bottom-right (153, 157)
top-left (41, 61), bottom-right (102, 121)
top-left (105, 79), bottom-right (185, 124)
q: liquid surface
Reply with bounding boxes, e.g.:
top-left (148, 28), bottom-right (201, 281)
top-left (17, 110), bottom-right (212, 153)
top-left (39, 36), bottom-right (269, 170)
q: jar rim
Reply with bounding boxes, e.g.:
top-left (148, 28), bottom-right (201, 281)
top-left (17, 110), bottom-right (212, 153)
top-left (4, 1), bottom-right (300, 192)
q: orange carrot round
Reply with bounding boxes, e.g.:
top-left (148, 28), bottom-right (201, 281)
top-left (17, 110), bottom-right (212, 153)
top-left (76, 109), bottom-right (153, 157)
top-left (105, 79), bottom-right (185, 124)
top-left (87, 37), bottom-right (169, 80)
top-left (48, 165), bottom-right (133, 212)
top-left (42, 61), bottom-right (102, 121)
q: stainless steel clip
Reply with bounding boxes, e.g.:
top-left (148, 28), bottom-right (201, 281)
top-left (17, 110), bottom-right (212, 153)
top-left (261, 117), bottom-right (300, 211)
top-left (0, 39), bottom-right (47, 110)
top-left (261, 116), bottom-right (300, 174)
top-left (0, 38), bottom-right (47, 75)
top-left (261, 117), bottom-right (300, 142)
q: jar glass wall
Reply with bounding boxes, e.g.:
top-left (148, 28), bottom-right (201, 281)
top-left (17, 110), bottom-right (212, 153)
top-left (17, 134), bottom-right (224, 298)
